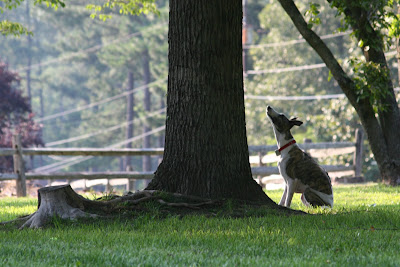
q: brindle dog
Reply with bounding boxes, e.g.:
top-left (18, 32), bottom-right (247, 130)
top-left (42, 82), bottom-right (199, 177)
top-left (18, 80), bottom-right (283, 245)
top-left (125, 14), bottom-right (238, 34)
top-left (266, 106), bottom-right (333, 208)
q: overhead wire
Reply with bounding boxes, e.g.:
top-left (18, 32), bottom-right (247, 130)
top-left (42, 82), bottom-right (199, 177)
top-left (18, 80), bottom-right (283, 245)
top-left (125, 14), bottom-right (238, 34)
top-left (45, 108), bottom-right (166, 147)
top-left (245, 50), bottom-right (398, 75)
top-left (244, 31), bottom-right (352, 49)
top-left (245, 93), bottom-right (346, 101)
top-left (246, 63), bottom-right (326, 75)
top-left (245, 87), bottom-right (400, 101)
top-left (14, 25), bottom-right (344, 73)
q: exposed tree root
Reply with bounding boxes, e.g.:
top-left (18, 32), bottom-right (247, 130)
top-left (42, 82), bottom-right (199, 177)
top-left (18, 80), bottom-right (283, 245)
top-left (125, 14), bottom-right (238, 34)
top-left (157, 199), bottom-right (215, 209)
top-left (0, 215), bottom-right (32, 226)
top-left (0, 185), bottom-right (304, 229)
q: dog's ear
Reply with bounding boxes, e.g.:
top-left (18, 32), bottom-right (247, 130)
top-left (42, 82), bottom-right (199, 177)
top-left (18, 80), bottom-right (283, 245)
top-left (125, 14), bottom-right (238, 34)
top-left (290, 117), bottom-right (303, 127)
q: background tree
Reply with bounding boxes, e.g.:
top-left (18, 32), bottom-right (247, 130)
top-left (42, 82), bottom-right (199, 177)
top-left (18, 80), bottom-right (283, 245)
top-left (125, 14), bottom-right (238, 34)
top-left (1, 1), bottom-right (168, 176)
top-left (277, 0), bottom-right (400, 185)
top-left (0, 62), bottom-right (29, 130)
top-left (0, 61), bottom-right (43, 172)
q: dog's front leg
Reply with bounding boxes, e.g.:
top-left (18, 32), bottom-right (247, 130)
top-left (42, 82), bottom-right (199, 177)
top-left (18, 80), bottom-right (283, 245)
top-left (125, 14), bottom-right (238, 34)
top-left (279, 184), bottom-right (288, 206)
top-left (284, 179), bottom-right (298, 207)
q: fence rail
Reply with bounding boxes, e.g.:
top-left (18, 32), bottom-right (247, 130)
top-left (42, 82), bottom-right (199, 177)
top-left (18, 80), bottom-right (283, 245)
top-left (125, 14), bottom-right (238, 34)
top-left (0, 172), bottom-right (155, 181)
top-left (0, 148), bottom-right (165, 157)
top-left (0, 129), bottom-right (364, 197)
top-left (248, 141), bottom-right (356, 153)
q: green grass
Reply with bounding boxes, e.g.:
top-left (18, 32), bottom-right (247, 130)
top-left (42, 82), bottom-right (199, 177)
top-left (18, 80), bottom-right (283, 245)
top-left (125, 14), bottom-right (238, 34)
top-left (1, 184), bottom-right (400, 266)
top-left (0, 197), bottom-right (37, 222)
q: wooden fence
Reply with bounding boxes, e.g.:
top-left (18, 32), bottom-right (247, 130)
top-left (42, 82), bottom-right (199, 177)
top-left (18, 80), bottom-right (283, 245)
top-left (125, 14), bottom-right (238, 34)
top-left (0, 129), bottom-right (364, 197)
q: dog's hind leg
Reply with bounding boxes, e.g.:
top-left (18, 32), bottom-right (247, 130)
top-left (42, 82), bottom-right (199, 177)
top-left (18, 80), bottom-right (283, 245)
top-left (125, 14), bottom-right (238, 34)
top-left (279, 184), bottom-right (288, 206)
top-left (303, 187), bottom-right (333, 207)
top-left (301, 193), bottom-right (311, 207)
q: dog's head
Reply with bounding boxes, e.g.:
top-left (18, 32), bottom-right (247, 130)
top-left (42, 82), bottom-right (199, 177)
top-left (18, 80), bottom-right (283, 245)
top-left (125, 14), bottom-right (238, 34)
top-left (266, 106), bottom-right (303, 139)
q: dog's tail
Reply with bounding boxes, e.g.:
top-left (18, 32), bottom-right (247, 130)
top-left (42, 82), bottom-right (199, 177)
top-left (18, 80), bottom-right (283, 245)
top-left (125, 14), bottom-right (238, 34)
top-left (301, 187), bottom-right (333, 207)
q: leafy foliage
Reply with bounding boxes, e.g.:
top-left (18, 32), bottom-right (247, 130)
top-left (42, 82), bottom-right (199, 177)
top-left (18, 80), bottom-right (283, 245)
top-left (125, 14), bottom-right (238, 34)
top-left (0, 61), bottom-right (43, 172)
top-left (34, 0), bottom-right (65, 9)
top-left (0, 0), bottom-right (156, 36)
top-left (0, 0), bottom-right (64, 10)
top-left (0, 0), bottom-right (65, 36)
top-left (328, 0), bottom-right (400, 49)
top-left (304, 2), bottom-right (321, 28)
top-left (350, 58), bottom-right (391, 112)
top-left (0, 20), bottom-right (32, 36)
top-left (87, 0), bottom-right (159, 21)
top-left (323, 0), bottom-right (399, 116)
top-left (388, 13), bottom-right (400, 38)
top-left (0, 61), bottom-right (29, 130)
top-left (0, 0), bottom-right (25, 11)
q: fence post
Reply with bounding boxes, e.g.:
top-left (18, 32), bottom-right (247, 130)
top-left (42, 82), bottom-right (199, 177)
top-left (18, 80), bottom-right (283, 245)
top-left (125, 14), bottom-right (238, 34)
top-left (12, 134), bottom-right (27, 197)
top-left (354, 128), bottom-right (364, 180)
top-left (126, 165), bottom-right (135, 192)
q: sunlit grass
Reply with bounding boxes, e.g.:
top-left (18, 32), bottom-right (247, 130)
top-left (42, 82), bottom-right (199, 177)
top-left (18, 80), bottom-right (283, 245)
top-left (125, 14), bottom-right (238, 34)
top-left (0, 197), bottom-right (37, 221)
top-left (1, 184), bottom-right (399, 266)
top-left (266, 183), bottom-right (400, 213)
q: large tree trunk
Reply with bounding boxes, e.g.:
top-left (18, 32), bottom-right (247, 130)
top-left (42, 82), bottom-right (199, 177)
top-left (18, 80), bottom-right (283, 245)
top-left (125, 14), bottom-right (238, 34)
top-left (277, 0), bottom-right (400, 185)
top-left (146, 0), bottom-right (273, 203)
top-left (158, 87), bottom-right (165, 164)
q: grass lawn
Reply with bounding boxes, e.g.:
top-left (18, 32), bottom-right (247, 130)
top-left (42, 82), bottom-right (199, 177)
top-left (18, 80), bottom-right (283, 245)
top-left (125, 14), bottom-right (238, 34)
top-left (1, 183), bottom-right (399, 266)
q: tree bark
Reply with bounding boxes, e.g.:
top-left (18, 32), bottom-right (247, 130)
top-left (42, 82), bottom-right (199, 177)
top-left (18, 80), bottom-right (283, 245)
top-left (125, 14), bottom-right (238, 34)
top-left (397, 35), bottom-right (400, 86)
top-left (146, 0), bottom-right (273, 203)
top-left (277, 0), bottom-right (400, 185)
top-left (158, 88), bottom-right (165, 164)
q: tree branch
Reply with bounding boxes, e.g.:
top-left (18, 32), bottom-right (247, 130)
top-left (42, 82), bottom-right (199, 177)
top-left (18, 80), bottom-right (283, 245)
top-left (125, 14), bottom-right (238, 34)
top-left (277, 0), bottom-right (358, 106)
top-left (276, 0), bottom-right (391, 171)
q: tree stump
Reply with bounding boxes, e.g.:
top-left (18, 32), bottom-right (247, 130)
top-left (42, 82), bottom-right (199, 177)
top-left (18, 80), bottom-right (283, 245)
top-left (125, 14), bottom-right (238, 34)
top-left (20, 185), bottom-right (100, 229)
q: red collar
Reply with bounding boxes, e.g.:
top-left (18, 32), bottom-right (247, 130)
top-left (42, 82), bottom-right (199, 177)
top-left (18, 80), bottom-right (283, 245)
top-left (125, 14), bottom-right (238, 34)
top-left (275, 140), bottom-right (296, 156)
